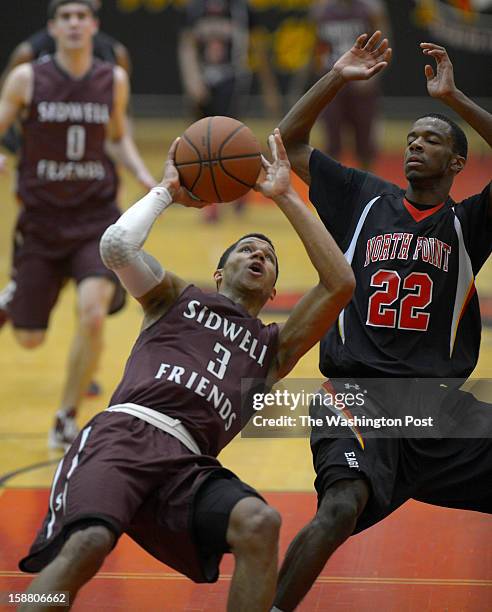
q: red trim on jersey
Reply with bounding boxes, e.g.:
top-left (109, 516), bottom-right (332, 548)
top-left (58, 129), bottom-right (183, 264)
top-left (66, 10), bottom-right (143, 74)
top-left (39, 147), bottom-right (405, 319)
top-left (459, 283), bottom-right (477, 324)
top-left (322, 380), bottom-right (365, 450)
top-left (403, 198), bottom-right (445, 222)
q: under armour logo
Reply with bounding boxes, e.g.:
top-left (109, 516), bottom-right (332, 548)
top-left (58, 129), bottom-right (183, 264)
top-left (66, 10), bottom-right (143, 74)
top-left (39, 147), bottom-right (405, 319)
top-left (344, 383), bottom-right (368, 394)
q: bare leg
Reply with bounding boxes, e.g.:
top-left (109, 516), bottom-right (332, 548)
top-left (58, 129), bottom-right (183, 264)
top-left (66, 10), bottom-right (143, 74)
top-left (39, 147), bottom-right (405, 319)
top-left (20, 525), bottom-right (115, 612)
top-left (59, 277), bottom-right (114, 412)
top-left (226, 497), bottom-right (281, 612)
top-left (275, 479), bottom-right (369, 611)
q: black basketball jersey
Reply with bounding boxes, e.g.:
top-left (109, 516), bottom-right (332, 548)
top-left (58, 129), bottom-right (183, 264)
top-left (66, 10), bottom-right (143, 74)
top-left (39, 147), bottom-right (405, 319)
top-left (186, 0), bottom-right (254, 86)
top-left (109, 285), bottom-right (279, 457)
top-left (309, 149), bottom-right (492, 379)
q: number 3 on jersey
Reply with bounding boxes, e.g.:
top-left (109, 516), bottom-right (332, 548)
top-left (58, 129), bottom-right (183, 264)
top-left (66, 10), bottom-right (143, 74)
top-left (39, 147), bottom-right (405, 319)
top-left (367, 270), bottom-right (433, 331)
top-left (207, 342), bottom-right (231, 380)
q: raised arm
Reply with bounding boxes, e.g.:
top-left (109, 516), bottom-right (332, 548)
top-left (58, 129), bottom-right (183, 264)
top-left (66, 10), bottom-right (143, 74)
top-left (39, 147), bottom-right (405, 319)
top-left (100, 139), bottom-right (208, 323)
top-left (421, 42), bottom-right (492, 206)
top-left (278, 31), bottom-right (391, 184)
top-left (259, 130), bottom-right (355, 381)
top-left (106, 66), bottom-right (156, 190)
top-left (178, 28), bottom-right (209, 110)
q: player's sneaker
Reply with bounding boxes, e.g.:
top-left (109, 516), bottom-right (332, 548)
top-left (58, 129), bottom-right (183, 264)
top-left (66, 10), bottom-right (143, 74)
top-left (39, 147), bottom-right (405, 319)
top-left (48, 409), bottom-right (79, 450)
top-left (85, 380), bottom-right (102, 397)
top-left (0, 280), bottom-right (16, 330)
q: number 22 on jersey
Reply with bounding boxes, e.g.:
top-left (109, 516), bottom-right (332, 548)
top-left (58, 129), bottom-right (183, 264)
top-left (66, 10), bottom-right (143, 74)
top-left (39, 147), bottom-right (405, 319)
top-left (367, 269), bottom-right (433, 331)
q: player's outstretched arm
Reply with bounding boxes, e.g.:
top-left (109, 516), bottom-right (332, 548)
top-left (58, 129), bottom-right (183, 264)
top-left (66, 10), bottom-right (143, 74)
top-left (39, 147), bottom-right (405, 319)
top-left (422, 42), bottom-right (492, 204)
top-left (422, 42), bottom-right (492, 148)
top-left (178, 28), bottom-right (209, 107)
top-left (257, 130), bottom-right (355, 381)
top-left (100, 138), bottom-right (204, 319)
top-left (278, 31), bottom-right (391, 185)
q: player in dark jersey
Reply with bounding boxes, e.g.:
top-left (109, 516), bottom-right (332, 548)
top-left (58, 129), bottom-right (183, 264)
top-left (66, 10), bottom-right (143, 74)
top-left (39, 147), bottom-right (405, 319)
top-left (271, 32), bottom-right (492, 611)
top-left (178, 0), bottom-right (281, 222)
top-left (179, 0), bottom-right (279, 119)
top-left (307, 0), bottom-right (389, 170)
top-left (17, 131), bottom-right (354, 611)
top-left (0, 0), bottom-right (155, 449)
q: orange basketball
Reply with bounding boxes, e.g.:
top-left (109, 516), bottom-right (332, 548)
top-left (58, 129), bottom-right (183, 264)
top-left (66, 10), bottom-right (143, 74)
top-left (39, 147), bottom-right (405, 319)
top-left (174, 116), bottom-right (262, 203)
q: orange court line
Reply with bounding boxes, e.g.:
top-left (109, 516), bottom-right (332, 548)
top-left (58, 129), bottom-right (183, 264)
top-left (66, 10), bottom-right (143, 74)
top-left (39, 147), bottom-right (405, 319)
top-left (2, 571), bottom-right (491, 587)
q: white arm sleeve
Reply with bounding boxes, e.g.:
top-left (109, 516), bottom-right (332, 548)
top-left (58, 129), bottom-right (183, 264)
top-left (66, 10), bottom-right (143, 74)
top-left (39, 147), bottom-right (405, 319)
top-left (100, 186), bottom-right (172, 298)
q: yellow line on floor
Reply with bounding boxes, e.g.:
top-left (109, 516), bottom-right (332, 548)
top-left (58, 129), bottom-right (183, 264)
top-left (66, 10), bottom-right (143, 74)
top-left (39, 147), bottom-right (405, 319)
top-left (2, 571), bottom-right (491, 586)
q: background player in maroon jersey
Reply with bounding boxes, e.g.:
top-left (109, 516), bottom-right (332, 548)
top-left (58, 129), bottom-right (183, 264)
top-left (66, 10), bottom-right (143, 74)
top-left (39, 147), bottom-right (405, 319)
top-left (272, 32), bottom-right (492, 611)
top-left (0, 0), bottom-right (131, 154)
top-left (0, 0), bottom-right (132, 398)
top-left (0, 0), bottom-right (155, 449)
top-left (17, 131), bottom-right (354, 611)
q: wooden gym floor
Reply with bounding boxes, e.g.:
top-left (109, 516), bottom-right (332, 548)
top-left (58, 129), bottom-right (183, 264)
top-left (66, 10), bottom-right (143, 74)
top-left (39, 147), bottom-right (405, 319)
top-left (0, 119), bottom-right (491, 610)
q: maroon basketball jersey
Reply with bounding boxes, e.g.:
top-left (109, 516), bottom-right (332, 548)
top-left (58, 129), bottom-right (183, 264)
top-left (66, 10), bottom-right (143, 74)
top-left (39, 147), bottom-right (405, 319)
top-left (17, 57), bottom-right (118, 218)
top-left (110, 285), bottom-right (279, 456)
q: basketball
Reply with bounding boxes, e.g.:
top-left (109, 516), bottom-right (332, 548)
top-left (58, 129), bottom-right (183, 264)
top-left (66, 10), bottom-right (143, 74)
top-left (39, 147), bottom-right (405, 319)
top-left (174, 116), bottom-right (262, 203)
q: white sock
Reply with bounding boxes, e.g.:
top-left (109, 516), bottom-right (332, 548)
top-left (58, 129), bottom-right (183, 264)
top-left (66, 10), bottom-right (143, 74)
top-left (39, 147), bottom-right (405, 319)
top-left (271, 607), bottom-right (285, 612)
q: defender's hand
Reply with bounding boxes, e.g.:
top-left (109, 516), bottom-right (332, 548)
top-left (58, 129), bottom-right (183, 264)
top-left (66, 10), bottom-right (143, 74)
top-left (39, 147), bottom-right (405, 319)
top-left (333, 31), bottom-right (391, 82)
top-left (421, 42), bottom-right (458, 100)
top-left (255, 128), bottom-right (291, 199)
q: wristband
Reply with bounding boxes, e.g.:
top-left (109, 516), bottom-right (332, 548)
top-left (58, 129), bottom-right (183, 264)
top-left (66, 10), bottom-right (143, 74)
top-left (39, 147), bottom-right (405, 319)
top-left (149, 186), bottom-right (173, 212)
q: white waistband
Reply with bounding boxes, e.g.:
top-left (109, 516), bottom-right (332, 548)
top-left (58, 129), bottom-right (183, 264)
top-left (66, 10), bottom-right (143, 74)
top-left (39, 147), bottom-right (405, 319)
top-left (106, 403), bottom-right (201, 455)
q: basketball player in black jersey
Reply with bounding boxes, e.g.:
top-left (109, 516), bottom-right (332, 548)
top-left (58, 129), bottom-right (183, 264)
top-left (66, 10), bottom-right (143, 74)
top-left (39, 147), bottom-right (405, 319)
top-left (271, 32), bottom-right (492, 611)
top-left (18, 132), bottom-right (354, 611)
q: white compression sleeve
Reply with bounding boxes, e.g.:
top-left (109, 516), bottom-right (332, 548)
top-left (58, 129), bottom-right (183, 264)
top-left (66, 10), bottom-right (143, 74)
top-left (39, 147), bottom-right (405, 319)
top-left (100, 186), bottom-right (173, 298)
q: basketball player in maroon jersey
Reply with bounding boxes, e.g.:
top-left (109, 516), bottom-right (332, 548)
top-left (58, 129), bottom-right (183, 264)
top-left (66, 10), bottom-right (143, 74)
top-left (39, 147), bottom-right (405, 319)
top-left (0, 0), bottom-right (131, 154)
top-left (0, 0), bottom-right (155, 449)
top-left (18, 131), bottom-right (354, 610)
top-left (271, 32), bottom-right (492, 611)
